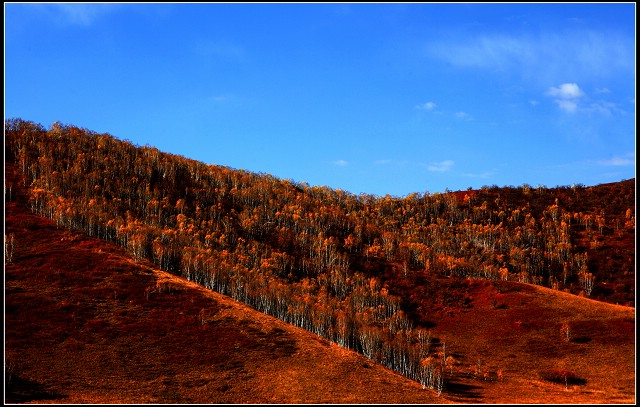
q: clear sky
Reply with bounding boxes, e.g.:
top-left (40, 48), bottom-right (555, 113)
top-left (4, 2), bottom-right (636, 197)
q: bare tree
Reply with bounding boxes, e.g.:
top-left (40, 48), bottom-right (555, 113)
top-left (435, 366), bottom-right (444, 396)
top-left (578, 270), bottom-right (595, 296)
top-left (5, 233), bottom-right (15, 264)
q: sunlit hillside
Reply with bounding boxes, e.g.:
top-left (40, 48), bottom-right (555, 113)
top-left (4, 189), bottom-right (444, 403)
top-left (4, 118), bottom-right (636, 403)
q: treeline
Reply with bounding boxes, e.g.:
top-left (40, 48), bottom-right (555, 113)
top-left (4, 118), bottom-right (635, 392)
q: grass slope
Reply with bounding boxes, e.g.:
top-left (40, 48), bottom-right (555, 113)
top-left (4, 196), bottom-right (444, 404)
top-left (429, 278), bottom-right (635, 403)
top-left (4, 172), bottom-right (635, 404)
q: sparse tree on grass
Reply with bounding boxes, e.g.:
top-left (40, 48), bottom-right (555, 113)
top-left (358, 326), bottom-right (382, 361)
top-left (413, 328), bottom-right (431, 358)
top-left (578, 269), bottom-right (595, 296)
top-left (418, 356), bottom-right (437, 390)
top-left (435, 366), bottom-right (444, 396)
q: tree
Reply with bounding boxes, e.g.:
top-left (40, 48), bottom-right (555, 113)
top-left (435, 366), bottom-right (444, 396)
top-left (578, 270), bottom-right (595, 296)
top-left (5, 233), bottom-right (15, 264)
top-left (358, 326), bottom-right (382, 361)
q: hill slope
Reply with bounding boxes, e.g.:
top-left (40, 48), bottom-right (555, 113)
top-left (5, 161), bottom-right (636, 404)
top-left (5, 194), bottom-right (444, 404)
top-left (424, 278), bottom-right (635, 403)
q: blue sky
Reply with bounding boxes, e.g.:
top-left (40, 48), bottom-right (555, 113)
top-left (4, 3), bottom-right (636, 197)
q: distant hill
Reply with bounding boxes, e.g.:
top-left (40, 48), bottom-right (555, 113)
top-left (4, 118), bottom-right (636, 403)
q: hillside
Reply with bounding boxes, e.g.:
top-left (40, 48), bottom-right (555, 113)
top-left (5, 172), bottom-right (636, 404)
top-left (5, 191), bottom-right (443, 404)
top-left (4, 118), bottom-right (636, 402)
top-left (5, 172), bottom-right (635, 404)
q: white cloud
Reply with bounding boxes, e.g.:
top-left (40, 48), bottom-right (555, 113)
top-left (547, 83), bottom-right (584, 99)
top-left (455, 111), bottom-right (470, 119)
top-left (545, 83), bottom-right (625, 115)
top-left (598, 155), bottom-right (634, 166)
top-left (427, 160), bottom-right (454, 172)
top-left (547, 83), bottom-right (584, 112)
top-left (333, 159), bottom-right (348, 167)
top-left (416, 101), bottom-right (436, 110)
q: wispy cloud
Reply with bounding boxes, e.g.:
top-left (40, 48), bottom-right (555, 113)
top-left (333, 159), bottom-right (348, 167)
top-left (555, 100), bottom-right (578, 113)
top-left (416, 101), bottom-right (436, 110)
top-left (428, 34), bottom-right (534, 71)
top-left (462, 170), bottom-right (495, 179)
top-left (374, 159), bottom-right (392, 165)
top-left (426, 30), bottom-right (634, 84)
top-left (598, 154), bottom-right (634, 167)
top-left (594, 87), bottom-right (611, 94)
top-left (416, 102), bottom-right (472, 120)
top-left (583, 101), bottom-right (623, 116)
top-left (48, 3), bottom-right (121, 26)
top-left (427, 160), bottom-right (454, 172)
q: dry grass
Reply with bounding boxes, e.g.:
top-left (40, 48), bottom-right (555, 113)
top-left (427, 279), bottom-right (635, 403)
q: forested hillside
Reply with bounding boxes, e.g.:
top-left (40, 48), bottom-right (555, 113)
top-left (4, 118), bottom-right (635, 391)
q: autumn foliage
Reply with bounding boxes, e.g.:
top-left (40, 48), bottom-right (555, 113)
top-left (4, 118), bottom-right (635, 391)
